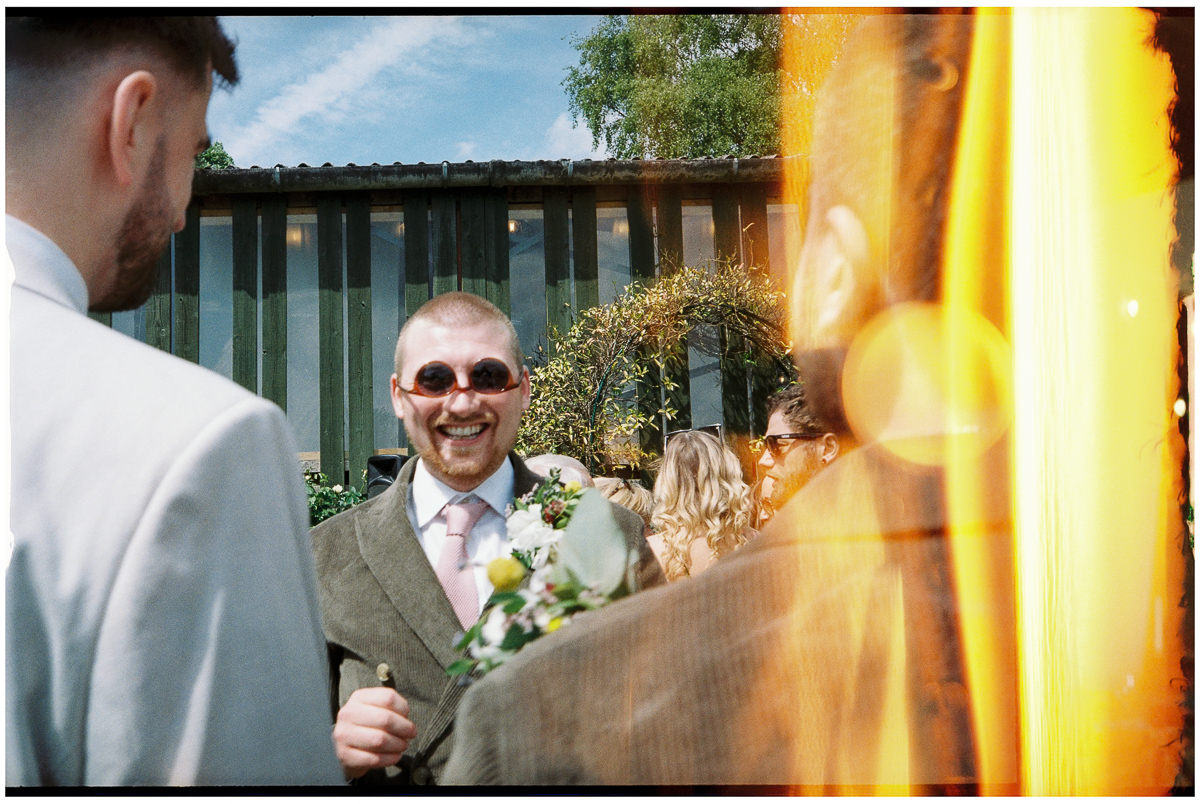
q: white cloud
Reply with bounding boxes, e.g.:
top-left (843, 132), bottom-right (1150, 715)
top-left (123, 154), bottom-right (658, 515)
top-left (541, 112), bottom-right (607, 160)
top-left (456, 141), bottom-right (479, 161)
top-left (222, 17), bottom-right (469, 165)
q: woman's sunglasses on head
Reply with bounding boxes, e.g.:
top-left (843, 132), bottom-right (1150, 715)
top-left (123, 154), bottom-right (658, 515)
top-left (400, 358), bottom-right (521, 397)
top-left (665, 423), bottom-right (723, 446)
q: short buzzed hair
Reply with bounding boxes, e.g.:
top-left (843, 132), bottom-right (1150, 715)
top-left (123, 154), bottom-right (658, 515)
top-left (394, 292), bottom-right (525, 376)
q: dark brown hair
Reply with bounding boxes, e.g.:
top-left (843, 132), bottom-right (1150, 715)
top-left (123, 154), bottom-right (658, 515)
top-left (7, 15), bottom-right (238, 90)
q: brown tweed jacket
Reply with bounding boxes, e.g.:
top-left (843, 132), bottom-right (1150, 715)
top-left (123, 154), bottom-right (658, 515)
top-left (310, 452), bottom-right (665, 786)
top-left (442, 443), bottom-right (988, 788)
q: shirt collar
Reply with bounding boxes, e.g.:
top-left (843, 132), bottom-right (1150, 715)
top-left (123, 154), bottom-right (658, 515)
top-left (411, 456), bottom-right (515, 528)
top-left (6, 215), bottom-right (89, 314)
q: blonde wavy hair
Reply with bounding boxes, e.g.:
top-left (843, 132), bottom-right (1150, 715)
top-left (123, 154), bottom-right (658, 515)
top-left (651, 430), bottom-right (753, 580)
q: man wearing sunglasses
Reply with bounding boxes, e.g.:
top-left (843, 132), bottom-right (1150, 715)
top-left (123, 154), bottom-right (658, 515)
top-left (756, 383), bottom-right (847, 524)
top-left (310, 291), bottom-right (665, 786)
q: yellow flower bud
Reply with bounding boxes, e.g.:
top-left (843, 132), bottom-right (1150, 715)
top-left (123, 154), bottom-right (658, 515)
top-left (487, 556), bottom-right (526, 592)
top-left (546, 617), bottom-right (563, 633)
top-left (563, 481), bottom-right (582, 494)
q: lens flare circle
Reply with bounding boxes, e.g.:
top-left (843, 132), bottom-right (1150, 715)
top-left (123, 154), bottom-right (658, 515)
top-left (842, 301), bottom-right (1012, 466)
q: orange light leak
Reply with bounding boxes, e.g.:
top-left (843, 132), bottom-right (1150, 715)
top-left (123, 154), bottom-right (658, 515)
top-left (779, 7), bottom-right (1186, 795)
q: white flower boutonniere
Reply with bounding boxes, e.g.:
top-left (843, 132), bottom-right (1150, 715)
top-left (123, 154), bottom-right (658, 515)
top-left (447, 469), bottom-right (636, 679)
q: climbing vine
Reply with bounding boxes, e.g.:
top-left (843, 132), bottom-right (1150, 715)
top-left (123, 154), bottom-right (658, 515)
top-left (516, 261), bottom-right (792, 474)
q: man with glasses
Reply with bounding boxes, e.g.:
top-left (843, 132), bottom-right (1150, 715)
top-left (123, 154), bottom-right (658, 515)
top-left (756, 383), bottom-right (849, 524)
top-left (310, 291), bottom-right (664, 786)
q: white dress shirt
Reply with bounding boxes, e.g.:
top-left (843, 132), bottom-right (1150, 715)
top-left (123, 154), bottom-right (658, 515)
top-left (408, 458), bottom-right (515, 618)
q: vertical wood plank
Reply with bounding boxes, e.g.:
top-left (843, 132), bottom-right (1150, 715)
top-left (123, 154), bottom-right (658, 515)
top-left (628, 185), bottom-right (661, 460)
top-left (570, 187), bottom-right (598, 312)
top-left (403, 190), bottom-right (431, 316)
top-left (719, 326), bottom-right (751, 437)
top-left (459, 191), bottom-right (487, 298)
top-left (655, 185), bottom-right (684, 272)
top-left (172, 203), bottom-right (200, 363)
top-left (543, 186), bottom-right (571, 351)
top-left (345, 196), bottom-right (374, 491)
top-left (146, 248), bottom-right (172, 352)
top-left (431, 192), bottom-right (457, 296)
top-left (739, 184), bottom-right (771, 273)
top-left (712, 185), bottom-right (741, 265)
top-left (655, 184), bottom-right (690, 429)
top-left (484, 190), bottom-right (511, 317)
top-left (627, 185), bottom-right (656, 282)
top-left (261, 196), bottom-right (288, 412)
top-left (317, 196), bottom-right (345, 482)
top-left (231, 196), bottom-right (258, 392)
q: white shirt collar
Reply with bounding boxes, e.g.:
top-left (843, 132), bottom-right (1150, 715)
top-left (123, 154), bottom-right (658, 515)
top-left (6, 215), bottom-right (89, 314)
top-left (411, 456), bottom-right (515, 528)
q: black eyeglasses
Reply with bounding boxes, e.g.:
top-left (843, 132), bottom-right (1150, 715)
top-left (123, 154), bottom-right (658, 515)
top-left (763, 432), bottom-right (824, 459)
top-left (665, 423), bottom-right (723, 446)
top-left (399, 358), bottom-right (522, 397)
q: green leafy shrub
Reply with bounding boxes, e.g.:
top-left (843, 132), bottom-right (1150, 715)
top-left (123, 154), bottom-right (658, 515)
top-left (305, 472), bottom-right (365, 525)
top-left (515, 261), bottom-right (791, 474)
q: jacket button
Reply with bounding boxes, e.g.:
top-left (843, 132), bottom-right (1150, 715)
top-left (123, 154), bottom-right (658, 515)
top-left (411, 765), bottom-right (432, 785)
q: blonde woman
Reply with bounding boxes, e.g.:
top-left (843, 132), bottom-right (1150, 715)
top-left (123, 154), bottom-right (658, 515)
top-left (650, 429), bottom-right (755, 581)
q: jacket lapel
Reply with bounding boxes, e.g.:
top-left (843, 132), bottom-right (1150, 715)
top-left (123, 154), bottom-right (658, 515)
top-left (355, 457), bottom-right (464, 669)
top-left (511, 455), bottom-right (543, 499)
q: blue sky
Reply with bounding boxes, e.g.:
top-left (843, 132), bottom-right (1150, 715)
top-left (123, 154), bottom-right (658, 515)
top-left (207, 14), bottom-right (611, 169)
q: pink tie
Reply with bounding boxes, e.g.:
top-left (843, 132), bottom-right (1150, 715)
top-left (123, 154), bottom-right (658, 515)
top-left (437, 497), bottom-right (489, 629)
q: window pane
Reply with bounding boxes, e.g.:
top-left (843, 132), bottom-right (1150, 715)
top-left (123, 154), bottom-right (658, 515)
top-left (682, 202), bottom-right (715, 268)
top-left (110, 307), bottom-right (145, 343)
top-left (508, 207), bottom-right (546, 360)
top-left (597, 205), bottom-right (631, 306)
top-left (370, 211), bottom-right (405, 451)
top-left (199, 215), bottom-right (233, 378)
top-left (768, 203), bottom-right (802, 290)
top-left (286, 213), bottom-right (319, 455)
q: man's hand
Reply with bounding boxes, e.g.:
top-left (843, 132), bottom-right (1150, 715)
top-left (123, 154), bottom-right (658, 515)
top-left (332, 687), bottom-right (417, 779)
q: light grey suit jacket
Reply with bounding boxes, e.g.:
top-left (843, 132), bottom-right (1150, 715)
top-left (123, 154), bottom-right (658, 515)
top-left (6, 216), bottom-right (341, 786)
top-left (310, 452), bottom-right (665, 785)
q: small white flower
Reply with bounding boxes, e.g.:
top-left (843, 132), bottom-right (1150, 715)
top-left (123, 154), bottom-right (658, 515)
top-left (479, 606), bottom-right (509, 647)
top-left (471, 642), bottom-right (504, 662)
top-left (332, 484), bottom-right (343, 493)
top-left (506, 507), bottom-right (559, 558)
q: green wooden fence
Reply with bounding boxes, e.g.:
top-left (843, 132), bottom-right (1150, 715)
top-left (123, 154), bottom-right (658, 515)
top-left (105, 157), bottom-right (799, 486)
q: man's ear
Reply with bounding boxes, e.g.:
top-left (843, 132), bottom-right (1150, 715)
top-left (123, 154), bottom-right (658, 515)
top-left (390, 374), bottom-right (406, 420)
top-left (107, 70), bottom-right (158, 188)
top-left (819, 433), bottom-right (840, 466)
top-left (520, 366), bottom-right (531, 411)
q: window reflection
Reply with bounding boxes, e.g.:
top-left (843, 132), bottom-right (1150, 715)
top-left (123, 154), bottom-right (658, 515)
top-left (198, 214), bottom-right (233, 379)
top-left (286, 212), bottom-right (319, 455)
top-left (596, 205), bottom-right (631, 306)
top-left (370, 210), bottom-right (405, 452)
top-left (508, 206), bottom-right (546, 360)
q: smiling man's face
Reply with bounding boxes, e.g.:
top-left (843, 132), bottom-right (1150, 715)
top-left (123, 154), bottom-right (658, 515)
top-left (390, 317), bottom-right (530, 491)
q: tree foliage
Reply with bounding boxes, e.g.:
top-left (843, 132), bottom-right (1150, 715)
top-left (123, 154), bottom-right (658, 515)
top-left (565, 13), bottom-right (857, 160)
top-left (195, 141), bottom-right (235, 170)
top-left (565, 14), bottom-right (783, 159)
top-left (515, 263), bottom-right (792, 474)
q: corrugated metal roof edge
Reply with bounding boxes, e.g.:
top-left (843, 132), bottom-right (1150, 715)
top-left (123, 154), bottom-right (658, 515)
top-left (193, 155), bottom-right (806, 194)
